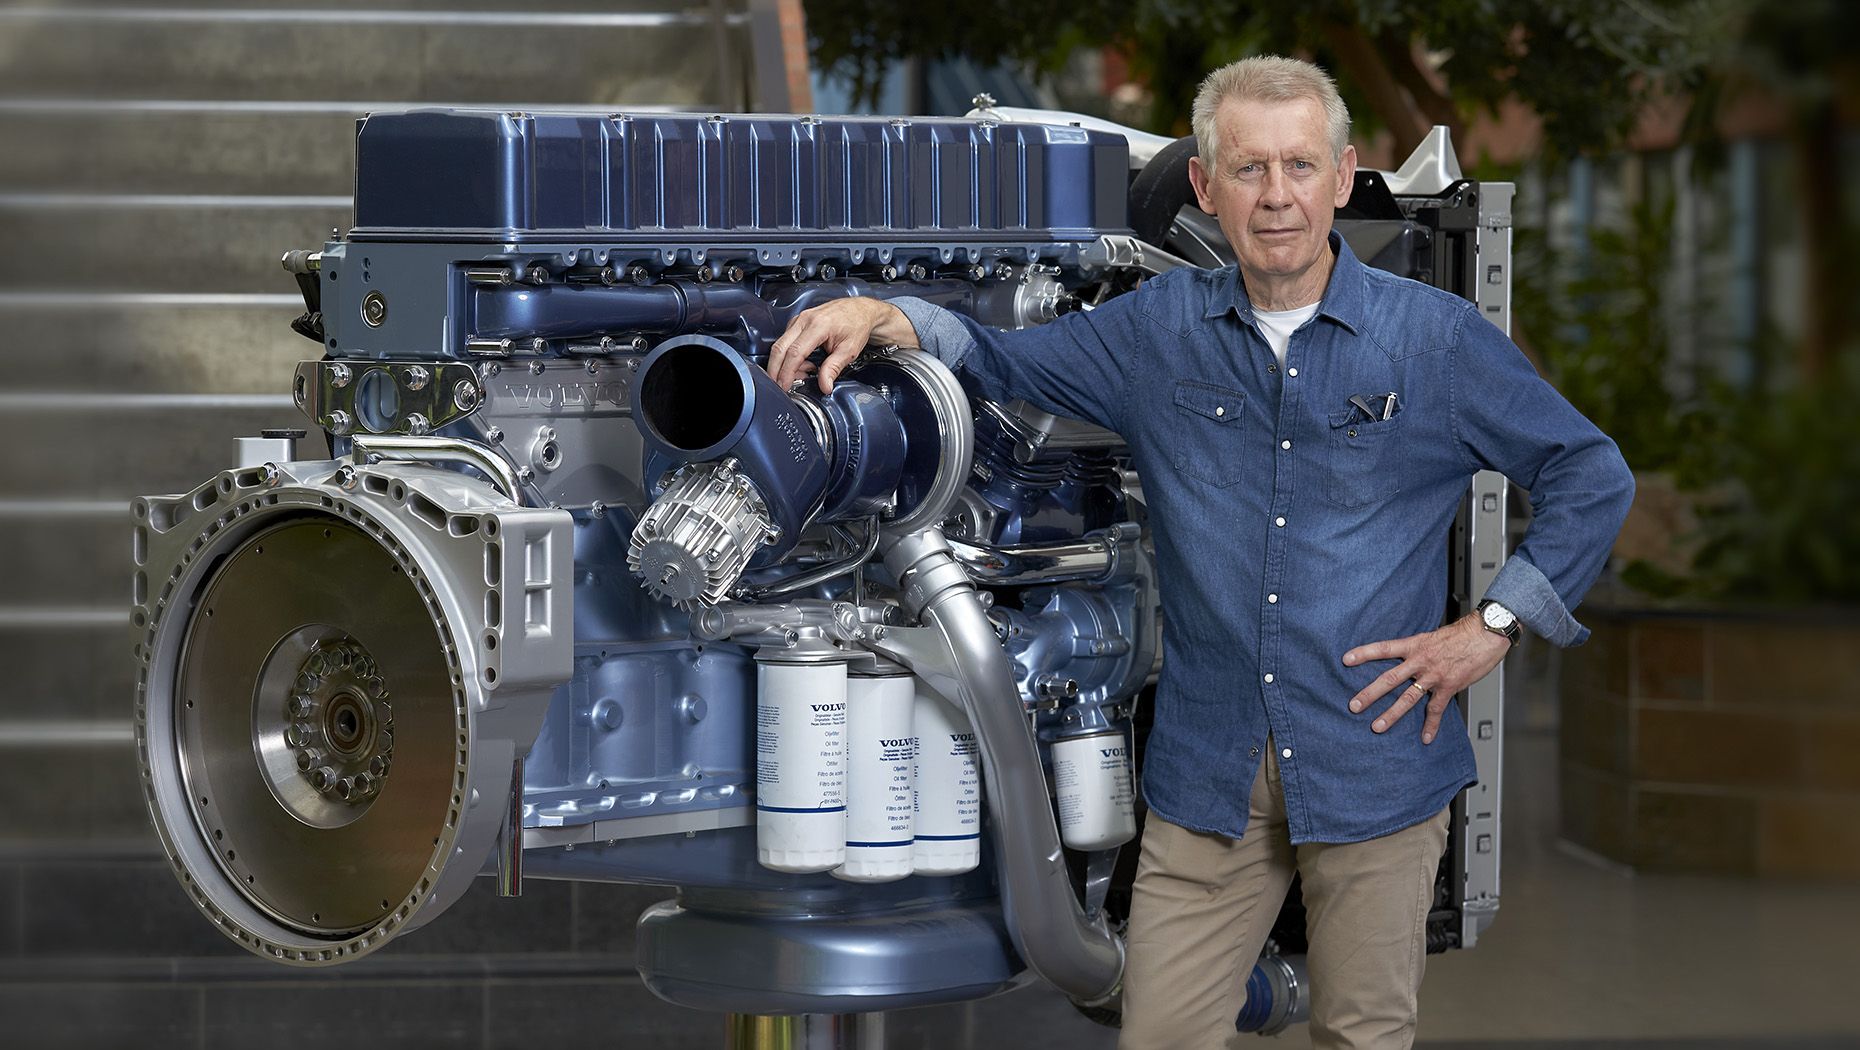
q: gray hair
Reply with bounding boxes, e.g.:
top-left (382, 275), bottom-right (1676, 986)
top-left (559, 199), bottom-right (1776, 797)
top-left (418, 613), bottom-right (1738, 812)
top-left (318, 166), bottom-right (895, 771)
top-left (1191, 55), bottom-right (1352, 168)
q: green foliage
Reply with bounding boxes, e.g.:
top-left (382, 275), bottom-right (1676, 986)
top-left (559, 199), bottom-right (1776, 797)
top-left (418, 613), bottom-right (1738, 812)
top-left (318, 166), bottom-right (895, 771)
top-left (1240, 0), bottom-right (1730, 159)
top-left (801, 0), bottom-right (1124, 107)
top-left (1673, 362), bottom-right (1860, 603)
top-left (1519, 188), bottom-right (1860, 604)
top-left (1514, 195), bottom-right (1701, 474)
top-left (1717, 0), bottom-right (1860, 107)
top-left (802, 0), bottom-right (1731, 158)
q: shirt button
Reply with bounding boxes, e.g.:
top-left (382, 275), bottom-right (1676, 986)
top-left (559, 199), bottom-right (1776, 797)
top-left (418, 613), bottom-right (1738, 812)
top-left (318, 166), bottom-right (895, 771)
top-left (1274, 516), bottom-right (1286, 527)
top-left (1215, 405), bottom-right (1225, 417)
top-left (1267, 364), bottom-right (1279, 374)
top-left (1249, 746), bottom-right (1261, 757)
top-left (1267, 593), bottom-right (1279, 604)
top-left (1287, 367), bottom-right (1299, 377)
top-left (1263, 673), bottom-right (1275, 683)
top-left (1281, 747), bottom-right (1293, 759)
top-left (1281, 440), bottom-right (1292, 450)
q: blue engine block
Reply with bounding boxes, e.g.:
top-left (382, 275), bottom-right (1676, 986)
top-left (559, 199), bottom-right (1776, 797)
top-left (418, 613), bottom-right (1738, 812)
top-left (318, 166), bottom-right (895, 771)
top-left (137, 109), bottom-right (1161, 1020)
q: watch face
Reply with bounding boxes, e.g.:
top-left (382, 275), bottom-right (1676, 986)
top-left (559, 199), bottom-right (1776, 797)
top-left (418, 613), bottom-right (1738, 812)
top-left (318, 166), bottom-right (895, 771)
top-left (1482, 602), bottom-right (1516, 630)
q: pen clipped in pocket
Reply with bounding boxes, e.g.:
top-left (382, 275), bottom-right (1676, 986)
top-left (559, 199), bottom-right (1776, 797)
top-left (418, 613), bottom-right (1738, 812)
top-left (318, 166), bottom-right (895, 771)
top-left (1345, 391), bottom-right (1401, 425)
top-left (1327, 392), bottom-right (1405, 507)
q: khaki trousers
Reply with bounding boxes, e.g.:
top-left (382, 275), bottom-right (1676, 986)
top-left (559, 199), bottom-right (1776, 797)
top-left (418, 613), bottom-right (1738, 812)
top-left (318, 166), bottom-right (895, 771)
top-left (1117, 744), bottom-right (1451, 1050)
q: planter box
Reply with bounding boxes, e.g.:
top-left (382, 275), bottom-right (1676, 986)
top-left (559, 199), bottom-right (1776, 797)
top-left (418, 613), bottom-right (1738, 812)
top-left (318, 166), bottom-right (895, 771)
top-left (1559, 605), bottom-right (1860, 877)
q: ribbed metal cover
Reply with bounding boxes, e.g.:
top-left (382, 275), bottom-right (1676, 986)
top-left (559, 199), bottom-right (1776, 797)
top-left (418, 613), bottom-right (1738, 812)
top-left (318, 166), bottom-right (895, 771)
top-left (352, 109), bottom-right (1130, 238)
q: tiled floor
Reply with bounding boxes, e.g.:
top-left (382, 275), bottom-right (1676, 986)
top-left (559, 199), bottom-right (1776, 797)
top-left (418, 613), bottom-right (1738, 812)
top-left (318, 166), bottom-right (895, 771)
top-left (955, 731), bottom-right (1860, 1049)
top-left (1413, 733), bottom-right (1860, 1046)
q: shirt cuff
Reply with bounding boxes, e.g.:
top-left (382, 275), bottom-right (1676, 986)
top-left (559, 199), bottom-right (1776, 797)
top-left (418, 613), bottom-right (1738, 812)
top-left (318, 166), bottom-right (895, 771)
top-left (888, 296), bottom-right (977, 371)
top-left (1483, 555), bottom-right (1589, 647)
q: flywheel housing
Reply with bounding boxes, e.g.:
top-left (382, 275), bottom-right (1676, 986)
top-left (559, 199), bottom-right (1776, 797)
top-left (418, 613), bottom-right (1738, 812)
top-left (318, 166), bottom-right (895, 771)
top-left (132, 458), bottom-right (571, 964)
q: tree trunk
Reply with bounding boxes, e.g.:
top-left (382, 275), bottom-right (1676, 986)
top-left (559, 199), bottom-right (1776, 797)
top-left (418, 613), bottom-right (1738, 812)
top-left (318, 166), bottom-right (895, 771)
top-left (1792, 99), bottom-right (1849, 376)
top-left (1319, 21), bottom-right (1431, 159)
top-left (1374, 31), bottom-right (1461, 138)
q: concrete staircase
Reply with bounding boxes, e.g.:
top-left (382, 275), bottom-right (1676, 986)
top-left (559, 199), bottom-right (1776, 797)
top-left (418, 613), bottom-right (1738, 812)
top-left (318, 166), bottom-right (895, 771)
top-left (0, 3), bottom-right (792, 1044)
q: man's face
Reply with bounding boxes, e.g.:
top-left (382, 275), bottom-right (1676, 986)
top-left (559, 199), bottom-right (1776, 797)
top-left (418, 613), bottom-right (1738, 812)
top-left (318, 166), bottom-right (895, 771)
top-left (1188, 96), bottom-right (1356, 289)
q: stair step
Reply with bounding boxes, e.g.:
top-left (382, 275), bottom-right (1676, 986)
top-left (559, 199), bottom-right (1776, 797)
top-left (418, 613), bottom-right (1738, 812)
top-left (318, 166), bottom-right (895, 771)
top-left (0, 0), bottom-right (713, 14)
top-left (0, 0), bottom-right (771, 863)
top-left (0, 745), bottom-right (151, 841)
top-left (0, 101), bottom-right (681, 195)
top-left (0, 398), bottom-right (300, 499)
top-left (1, 195), bottom-right (352, 293)
top-left (0, 295), bottom-right (311, 392)
top-left (0, 516), bottom-right (130, 606)
top-left (0, 7), bottom-right (743, 106)
top-left (0, 105), bottom-right (359, 195)
top-left (0, 626), bottom-right (136, 722)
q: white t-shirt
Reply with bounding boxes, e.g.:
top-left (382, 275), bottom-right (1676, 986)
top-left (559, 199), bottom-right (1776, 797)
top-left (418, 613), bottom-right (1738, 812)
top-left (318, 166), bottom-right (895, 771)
top-left (1253, 302), bottom-right (1320, 367)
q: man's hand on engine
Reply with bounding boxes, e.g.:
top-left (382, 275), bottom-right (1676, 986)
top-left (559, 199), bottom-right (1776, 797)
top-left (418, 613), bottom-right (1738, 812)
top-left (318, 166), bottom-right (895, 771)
top-left (767, 297), bottom-right (920, 393)
top-left (1340, 616), bottom-right (1511, 745)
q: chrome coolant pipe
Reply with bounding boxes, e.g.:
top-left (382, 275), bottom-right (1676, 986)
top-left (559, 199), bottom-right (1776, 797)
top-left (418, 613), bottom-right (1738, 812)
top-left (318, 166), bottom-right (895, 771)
top-left (948, 522), bottom-right (1141, 586)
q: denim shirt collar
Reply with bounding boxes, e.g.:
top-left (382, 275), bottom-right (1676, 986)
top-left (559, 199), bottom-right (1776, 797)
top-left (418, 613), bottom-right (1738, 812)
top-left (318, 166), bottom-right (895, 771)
top-left (1203, 230), bottom-right (1365, 336)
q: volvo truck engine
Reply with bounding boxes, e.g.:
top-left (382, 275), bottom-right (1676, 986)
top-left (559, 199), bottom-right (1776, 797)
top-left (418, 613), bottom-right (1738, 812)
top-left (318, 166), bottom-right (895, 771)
top-left (133, 108), bottom-right (1513, 1041)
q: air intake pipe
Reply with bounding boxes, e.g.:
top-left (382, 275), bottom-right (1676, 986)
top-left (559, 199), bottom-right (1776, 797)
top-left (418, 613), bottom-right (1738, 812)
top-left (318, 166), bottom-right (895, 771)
top-left (1237, 953), bottom-right (1310, 1035)
top-left (627, 335), bottom-right (907, 605)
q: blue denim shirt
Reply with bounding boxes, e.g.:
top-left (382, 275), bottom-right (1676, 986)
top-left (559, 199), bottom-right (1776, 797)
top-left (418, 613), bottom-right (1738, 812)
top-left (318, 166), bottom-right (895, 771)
top-left (892, 234), bottom-right (1634, 844)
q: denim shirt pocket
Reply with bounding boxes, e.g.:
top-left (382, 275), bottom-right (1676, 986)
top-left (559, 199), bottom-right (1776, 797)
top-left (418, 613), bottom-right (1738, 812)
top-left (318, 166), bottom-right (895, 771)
top-left (1170, 380), bottom-right (1247, 488)
top-left (1325, 407), bottom-right (1406, 507)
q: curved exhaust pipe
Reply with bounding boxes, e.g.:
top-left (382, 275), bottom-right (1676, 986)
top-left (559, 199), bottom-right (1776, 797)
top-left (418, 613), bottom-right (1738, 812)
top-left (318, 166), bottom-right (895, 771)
top-left (873, 528), bottom-right (1124, 1004)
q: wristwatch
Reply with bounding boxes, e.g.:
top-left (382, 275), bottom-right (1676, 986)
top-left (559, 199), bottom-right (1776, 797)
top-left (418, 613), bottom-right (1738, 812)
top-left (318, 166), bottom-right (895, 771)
top-left (1477, 599), bottom-right (1520, 646)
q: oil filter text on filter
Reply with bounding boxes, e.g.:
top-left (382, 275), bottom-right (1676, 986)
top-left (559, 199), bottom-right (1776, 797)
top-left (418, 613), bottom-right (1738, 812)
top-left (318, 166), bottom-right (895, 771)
top-left (1051, 728), bottom-right (1137, 851)
top-left (755, 636), bottom-right (850, 873)
top-left (912, 688), bottom-right (981, 875)
top-left (834, 660), bottom-right (916, 883)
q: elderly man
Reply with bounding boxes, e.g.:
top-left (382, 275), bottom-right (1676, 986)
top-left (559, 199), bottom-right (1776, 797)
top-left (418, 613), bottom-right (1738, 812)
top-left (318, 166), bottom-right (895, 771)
top-left (768, 55), bottom-right (1633, 1049)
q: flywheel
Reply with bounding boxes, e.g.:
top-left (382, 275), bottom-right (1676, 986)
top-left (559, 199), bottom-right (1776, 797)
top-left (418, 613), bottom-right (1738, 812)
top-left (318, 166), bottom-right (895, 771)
top-left (133, 457), bottom-right (571, 963)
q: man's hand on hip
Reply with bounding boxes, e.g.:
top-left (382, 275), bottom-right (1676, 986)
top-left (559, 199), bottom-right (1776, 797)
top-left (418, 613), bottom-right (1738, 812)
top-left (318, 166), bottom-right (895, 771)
top-left (1340, 616), bottom-right (1511, 745)
top-left (766, 297), bottom-right (918, 393)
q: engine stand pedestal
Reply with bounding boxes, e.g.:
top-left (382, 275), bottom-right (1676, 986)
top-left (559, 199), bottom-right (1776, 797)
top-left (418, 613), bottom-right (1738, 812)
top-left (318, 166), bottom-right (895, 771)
top-left (725, 1012), bottom-right (885, 1050)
